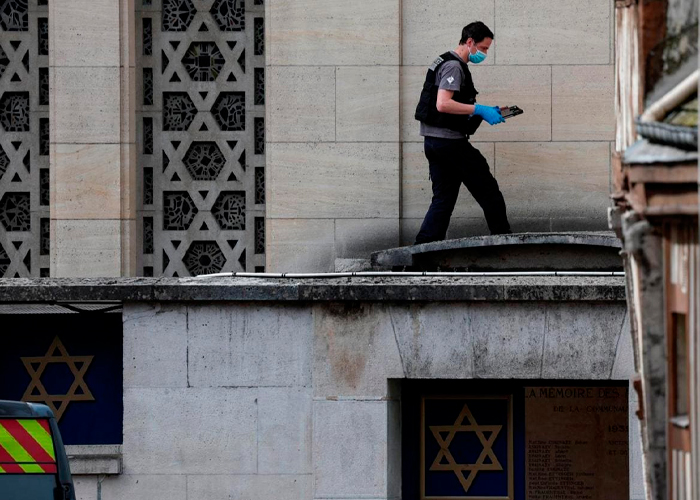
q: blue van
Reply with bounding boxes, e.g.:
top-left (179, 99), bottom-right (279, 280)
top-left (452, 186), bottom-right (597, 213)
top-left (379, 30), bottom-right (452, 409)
top-left (0, 401), bottom-right (75, 500)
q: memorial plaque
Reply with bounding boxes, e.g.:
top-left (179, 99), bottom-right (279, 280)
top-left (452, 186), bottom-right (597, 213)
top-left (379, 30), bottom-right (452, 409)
top-left (525, 387), bottom-right (629, 500)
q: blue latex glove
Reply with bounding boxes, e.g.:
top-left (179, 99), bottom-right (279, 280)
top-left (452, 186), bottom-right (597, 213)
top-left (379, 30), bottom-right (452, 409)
top-left (473, 104), bottom-right (505, 125)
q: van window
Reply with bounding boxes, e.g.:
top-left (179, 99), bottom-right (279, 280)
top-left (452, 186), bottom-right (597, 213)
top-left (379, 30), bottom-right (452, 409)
top-left (0, 474), bottom-right (59, 500)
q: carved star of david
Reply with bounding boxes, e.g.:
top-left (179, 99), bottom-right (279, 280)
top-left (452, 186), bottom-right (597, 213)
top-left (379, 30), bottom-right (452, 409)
top-left (429, 403), bottom-right (503, 493)
top-left (20, 336), bottom-right (94, 421)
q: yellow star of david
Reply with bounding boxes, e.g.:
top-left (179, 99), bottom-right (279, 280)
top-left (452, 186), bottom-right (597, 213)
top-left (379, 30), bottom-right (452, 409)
top-left (20, 336), bottom-right (95, 421)
top-left (429, 403), bottom-right (503, 493)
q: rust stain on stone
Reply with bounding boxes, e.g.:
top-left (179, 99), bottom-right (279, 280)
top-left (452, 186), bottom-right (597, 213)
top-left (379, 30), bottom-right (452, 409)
top-left (323, 302), bottom-right (371, 390)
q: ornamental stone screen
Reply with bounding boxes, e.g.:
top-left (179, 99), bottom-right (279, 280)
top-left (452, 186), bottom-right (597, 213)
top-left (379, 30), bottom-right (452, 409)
top-left (136, 0), bottom-right (265, 277)
top-left (0, 0), bottom-right (50, 277)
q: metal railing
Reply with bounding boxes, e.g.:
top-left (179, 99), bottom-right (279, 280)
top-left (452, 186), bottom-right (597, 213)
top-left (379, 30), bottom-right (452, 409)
top-left (195, 271), bottom-right (625, 279)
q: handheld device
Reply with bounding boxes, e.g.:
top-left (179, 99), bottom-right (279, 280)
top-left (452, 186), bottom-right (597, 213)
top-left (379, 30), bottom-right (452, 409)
top-left (500, 106), bottom-right (524, 119)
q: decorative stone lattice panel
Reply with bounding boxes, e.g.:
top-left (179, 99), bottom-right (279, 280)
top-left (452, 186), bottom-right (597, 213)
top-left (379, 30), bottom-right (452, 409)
top-left (0, 0), bottom-right (50, 277)
top-left (137, 0), bottom-right (265, 277)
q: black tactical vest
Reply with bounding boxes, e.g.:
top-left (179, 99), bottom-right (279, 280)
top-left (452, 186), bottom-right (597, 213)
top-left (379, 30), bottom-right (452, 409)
top-left (414, 51), bottom-right (482, 135)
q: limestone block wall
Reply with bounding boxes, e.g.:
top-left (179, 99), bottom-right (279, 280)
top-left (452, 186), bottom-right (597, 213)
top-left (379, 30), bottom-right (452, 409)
top-left (72, 300), bottom-right (643, 500)
top-left (265, 0), bottom-right (401, 272)
top-left (266, 0), bottom-right (616, 271)
top-left (49, 0), bottom-right (137, 277)
top-left (400, 0), bottom-right (616, 240)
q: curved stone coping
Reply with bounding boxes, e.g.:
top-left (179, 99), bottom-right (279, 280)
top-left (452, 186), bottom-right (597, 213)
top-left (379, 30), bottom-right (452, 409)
top-left (371, 232), bottom-right (622, 269)
top-left (0, 275), bottom-right (625, 303)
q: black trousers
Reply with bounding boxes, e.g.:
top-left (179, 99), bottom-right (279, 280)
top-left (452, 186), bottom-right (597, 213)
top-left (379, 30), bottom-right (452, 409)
top-left (415, 136), bottom-right (511, 244)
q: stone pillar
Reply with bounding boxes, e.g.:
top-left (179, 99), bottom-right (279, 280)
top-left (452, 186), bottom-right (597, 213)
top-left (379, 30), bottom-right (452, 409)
top-left (266, 0), bottom-right (401, 272)
top-left (49, 0), bottom-right (136, 277)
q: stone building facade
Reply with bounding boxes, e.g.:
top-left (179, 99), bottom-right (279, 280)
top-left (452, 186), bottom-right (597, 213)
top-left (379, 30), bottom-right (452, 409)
top-left (0, 277), bottom-right (645, 500)
top-left (266, 0), bottom-right (617, 272)
top-left (0, 0), bottom-right (617, 277)
top-left (0, 3), bottom-right (641, 500)
top-left (1, 0), bottom-right (267, 278)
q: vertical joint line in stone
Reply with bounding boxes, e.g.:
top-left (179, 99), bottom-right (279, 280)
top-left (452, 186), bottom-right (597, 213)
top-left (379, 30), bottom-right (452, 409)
top-left (333, 218), bottom-right (338, 257)
top-left (550, 65), bottom-right (553, 142)
top-left (397, 0), bottom-right (404, 242)
top-left (492, 0), bottom-right (496, 65)
top-left (609, 142), bottom-right (613, 196)
top-left (186, 307), bottom-right (190, 388)
top-left (493, 143), bottom-right (497, 179)
top-left (609, 0), bottom-right (614, 66)
top-left (118, 0), bottom-right (125, 69)
top-left (397, 63), bottom-right (404, 234)
top-left (398, 0), bottom-right (404, 66)
top-left (610, 309), bottom-right (628, 379)
top-left (469, 311), bottom-right (477, 376)
top-left (333, 218), bottom-right (337, 270)
top-left (256, 388), bottom-right (260, 474)
top-left (540, 308), bottom-right (548, 377)
top-left (334, 66), bottom-right (338, 142)
top-left (96, 474), bottom-right (104, 500)
top-left (389, 308), bottom-right (407, 377)
top-left (398, 141), bottom-right (404, 243)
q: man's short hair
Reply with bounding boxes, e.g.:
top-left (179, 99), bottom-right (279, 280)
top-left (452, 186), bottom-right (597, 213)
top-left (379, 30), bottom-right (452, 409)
top-left (460, 22), bottom-right (494, 44)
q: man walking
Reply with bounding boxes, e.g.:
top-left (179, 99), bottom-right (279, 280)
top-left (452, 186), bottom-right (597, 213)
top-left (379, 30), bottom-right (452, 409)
top-left (414, 21), bottom-right (511, 244)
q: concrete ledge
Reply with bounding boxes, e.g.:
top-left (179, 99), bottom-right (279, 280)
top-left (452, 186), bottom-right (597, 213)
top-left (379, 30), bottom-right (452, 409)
top-left (66, 445), bottom-right (122, 475)
top-left (0, 276), bottom-right (625, 302)
top-left (371, 232), bottom-right (623, 271)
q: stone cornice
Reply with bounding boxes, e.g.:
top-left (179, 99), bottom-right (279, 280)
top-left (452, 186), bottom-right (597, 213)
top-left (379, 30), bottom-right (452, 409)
top-left (0, 276), bottom-right (626, 303)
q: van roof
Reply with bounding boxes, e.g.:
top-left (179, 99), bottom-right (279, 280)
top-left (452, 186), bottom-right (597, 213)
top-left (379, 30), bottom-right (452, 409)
top-left (0, 401), bottom-right (54, 419)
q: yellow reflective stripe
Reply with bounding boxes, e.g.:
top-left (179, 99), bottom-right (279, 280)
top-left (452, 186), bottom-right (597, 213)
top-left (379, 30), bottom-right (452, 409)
top-left (0, 464), bottom-right (5, 473)
top-left (18, 420), bottom-right (55, 460)
top-left (0, 424), bottom-right (35, 465)
top-left (19, 464), bottom-right (45, 473)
